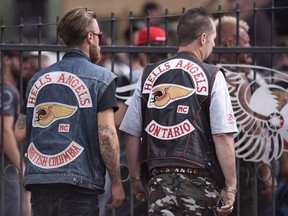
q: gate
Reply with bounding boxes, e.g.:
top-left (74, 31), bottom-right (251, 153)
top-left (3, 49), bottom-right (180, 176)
top-left (0, 1), bottom-right (288, 215)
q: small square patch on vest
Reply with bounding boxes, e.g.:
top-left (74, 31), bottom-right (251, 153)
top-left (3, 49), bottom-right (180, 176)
top-left (177, 105), bottom-right (189, 114)
top-left (58, 124), bottom-right (70, 132)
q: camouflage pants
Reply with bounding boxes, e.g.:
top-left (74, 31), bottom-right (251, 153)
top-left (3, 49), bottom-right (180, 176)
top-left (147, 172), bottom-right (219, 216)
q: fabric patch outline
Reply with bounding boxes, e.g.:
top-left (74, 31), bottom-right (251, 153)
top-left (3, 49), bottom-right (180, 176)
top-left (27, 71), bottom-right (92, 108)
top-left (142, 58), bottom-right (209, 96)
top-left (27, 141), bottom-right (84, 169)
top-left (145, 119), bottom-right (195, 140)
top-left (32, 102), bottom-right (77, 128)
top-left (148, 83), bottom-right (195, 109)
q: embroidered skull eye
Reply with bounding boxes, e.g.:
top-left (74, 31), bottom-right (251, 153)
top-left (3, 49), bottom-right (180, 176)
top-left (37, 109), bottom-right (47, 120)
top-left (153, 90), bottom-right (164, 101)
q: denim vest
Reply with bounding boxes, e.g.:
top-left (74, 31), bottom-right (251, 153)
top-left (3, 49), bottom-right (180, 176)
top-left (23, 50), bottom-right (117, 192)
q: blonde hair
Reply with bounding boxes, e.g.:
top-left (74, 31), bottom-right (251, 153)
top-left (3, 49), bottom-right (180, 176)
top-left (215, 15), bottom-right (249, 32)
top-left (214, 15), bottom-right (249, 45)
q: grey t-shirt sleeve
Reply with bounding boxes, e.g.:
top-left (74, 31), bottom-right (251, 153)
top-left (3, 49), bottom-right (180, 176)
top-left (119, 77), bottom-right (142, 137)
top-left (210, 71), bottom-right (238, 134)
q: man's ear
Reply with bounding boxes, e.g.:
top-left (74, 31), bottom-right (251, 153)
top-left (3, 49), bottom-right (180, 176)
top-left (86, 32), bottom-right (93, 45)
top-left (200, 33), bottom-right (207, 46)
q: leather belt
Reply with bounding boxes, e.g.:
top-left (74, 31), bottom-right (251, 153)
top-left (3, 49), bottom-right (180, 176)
top-left (149, 167), bottom-right (209, 177)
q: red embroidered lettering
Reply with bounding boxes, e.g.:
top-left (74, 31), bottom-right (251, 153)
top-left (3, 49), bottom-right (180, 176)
top-left (183, 61), bottom-right (194, 71)
top-left (58, 124), bottom-right (70, 132)
top-left (145, 120), bottom-right (195, 140)
top-left (173, 127), bottom-right (180, 137)
top-left (177, 105), bottom-right (189, 114)
top-left (197, 86), bottom-right (207, 92)
top-left (175, 60), bottom-right (183, 68)
top-left (27, 142), bottom-right (84, 169)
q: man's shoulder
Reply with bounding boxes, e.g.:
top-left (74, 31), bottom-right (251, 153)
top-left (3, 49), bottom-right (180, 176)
top-left (2, 82), bottom-right (19, 97)
top-left (29, 61), bottom-right (117, 82)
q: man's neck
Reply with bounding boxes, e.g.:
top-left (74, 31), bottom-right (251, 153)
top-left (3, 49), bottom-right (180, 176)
top-left (178, 46), bottom-right (202, 61)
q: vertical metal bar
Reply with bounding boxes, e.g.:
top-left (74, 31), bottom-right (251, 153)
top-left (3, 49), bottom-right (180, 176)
top-left (164, 9), bottom-right (168, 46)
top-left (110, 12), bottom-right (115, 215)
top-left (56, 16), bottom-right (60, 62)
top-left (236, 159), bottom-right (240, 216)
top-left (235, 4), bottom-right (240, 46)
top-left (271, 0), bottom-right (275, 72)
top-left (253, 2), bottom-right (257, 46)
top-left (146, 9), bottom-right (150, 45)
top-left (145, 10), bottom-right (150, 63)
top-left (130, 184), bottom-right (134, 216)
top-left (271, 4), bottom-right (276, 216)
top-left (217, 5), bottom-right (222, 47)
top-left (182, 7), bottom-right (186, 14)
top-left (254, 162), bottom-right (258, 216)
top-left (128, 11), bottom-right (133, 84)
top-left (0, 18), bottom-right (4, 216)
top-left (129, 11), bottom-right (133, 46)
top-left (19, 17), bottom-right (24, 106)
top-left (111, 12), bottom-right (115, 74)
top-left (251, 4), bottom-right (258, 215)
top-left (18, 17), bottom-right (24, 216)
top-left (216, 5), bottom-right (222, 64)
top-left (235, 4), bottom-right (240, 64)
top-left (252, 2), bottom-right (257, 80)
top-left (38, 16), bottom-right (42, 71)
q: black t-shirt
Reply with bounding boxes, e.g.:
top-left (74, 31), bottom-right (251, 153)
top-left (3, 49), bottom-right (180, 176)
top-left (98, 79), bottom-right (119, 112)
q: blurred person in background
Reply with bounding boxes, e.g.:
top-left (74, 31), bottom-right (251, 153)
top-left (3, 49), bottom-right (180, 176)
top-left (100, 25), bottom-right (168, 216)
top-left (227, 0), bottom-right (276, 70)
top-left (0, 48), bottom-right (23, 216)
top-left (214, 15), bottom-right (278, 216)
top-left (135, 2), bottom-right (164, 30)
top-left (19, 51), bottom-right (61, 100)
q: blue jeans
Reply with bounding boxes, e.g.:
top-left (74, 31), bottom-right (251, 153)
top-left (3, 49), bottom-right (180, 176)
top-left (30, 184), bottom-right (100, 216)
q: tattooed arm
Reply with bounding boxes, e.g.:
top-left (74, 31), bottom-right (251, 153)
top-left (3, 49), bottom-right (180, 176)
top-left (98, 108), bottom-right (125, 208)
top-left (15, 113), bottom-right (27, 144)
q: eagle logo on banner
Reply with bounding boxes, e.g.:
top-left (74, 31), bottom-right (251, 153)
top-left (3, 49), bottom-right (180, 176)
top-left (218, 64), bottom-right (288, 163)
top-left (33, 102), bottom-right (77, 128)
top-left (148, 84), bottom-right (195, 109)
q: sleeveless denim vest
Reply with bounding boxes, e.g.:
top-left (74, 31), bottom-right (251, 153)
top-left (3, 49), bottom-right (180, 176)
top-left (24, 50), bottom-right (117, 192)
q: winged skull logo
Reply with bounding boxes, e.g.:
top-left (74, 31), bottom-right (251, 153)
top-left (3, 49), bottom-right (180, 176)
top-left (219, 64), bottom-right (288, 163)
top-left (148, 84), bottom-right (195, 109)
top-left (33, 103), bottom-right (77, 128)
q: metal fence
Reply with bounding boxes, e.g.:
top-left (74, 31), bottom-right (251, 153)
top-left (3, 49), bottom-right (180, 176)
top-left (1, 2), bottom-right (288, 216)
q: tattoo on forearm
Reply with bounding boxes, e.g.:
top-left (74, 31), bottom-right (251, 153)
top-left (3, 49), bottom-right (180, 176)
top-left (99, 124), bottom-right (121, 183)
top-left (16, 114), bottom-right (26, 130)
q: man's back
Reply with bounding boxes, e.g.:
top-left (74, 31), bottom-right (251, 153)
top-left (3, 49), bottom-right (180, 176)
top-left (24, 49), bottom-right (117, 191)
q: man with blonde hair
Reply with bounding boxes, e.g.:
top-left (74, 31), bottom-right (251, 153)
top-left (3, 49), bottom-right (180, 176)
top-left (214, 15), bottom-right (252, 67)
top-left (214, 15), bottom-right (277, 216)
